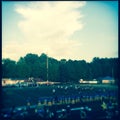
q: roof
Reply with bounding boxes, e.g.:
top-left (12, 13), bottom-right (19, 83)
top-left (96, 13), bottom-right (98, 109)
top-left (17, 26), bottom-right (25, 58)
top-left (102, 76), bottom-right (114, 80)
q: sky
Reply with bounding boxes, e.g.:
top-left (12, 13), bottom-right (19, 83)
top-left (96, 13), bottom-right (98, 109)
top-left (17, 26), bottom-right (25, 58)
top-left (2, 1), bottom-right (118, 62)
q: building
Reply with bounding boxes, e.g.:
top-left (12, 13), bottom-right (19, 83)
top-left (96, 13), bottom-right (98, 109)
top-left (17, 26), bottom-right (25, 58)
top-left (102, 76), bottom-right (115, 84)
top-left (2, 78), bottom-right (24, 86)
top-left (79, 79), bottom-right (98, 84)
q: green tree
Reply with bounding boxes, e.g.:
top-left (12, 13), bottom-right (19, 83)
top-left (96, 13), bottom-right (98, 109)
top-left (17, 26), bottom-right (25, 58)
top-left (2, 53), bottom-right (118, 84)
top-left (16, 57), bottom-right (31, 78)
top-left (2, 58), bottom-right (16, 78)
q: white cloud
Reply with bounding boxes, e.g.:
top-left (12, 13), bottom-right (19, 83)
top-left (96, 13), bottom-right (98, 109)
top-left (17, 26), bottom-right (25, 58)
top-left (2, 41), bottom-right (28, 61)
top-left (3, 1), bottom-right (86, 61)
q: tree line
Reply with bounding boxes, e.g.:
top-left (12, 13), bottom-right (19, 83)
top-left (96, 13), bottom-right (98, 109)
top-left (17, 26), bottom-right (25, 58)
top-left (2, 53), bottom-right (119, 84)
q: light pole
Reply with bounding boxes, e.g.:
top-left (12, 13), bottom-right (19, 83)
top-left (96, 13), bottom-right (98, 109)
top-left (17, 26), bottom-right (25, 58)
top-left (112, 68), bottom-right (114, 79)
top-left (47, 54), bottom-right (49, 83)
